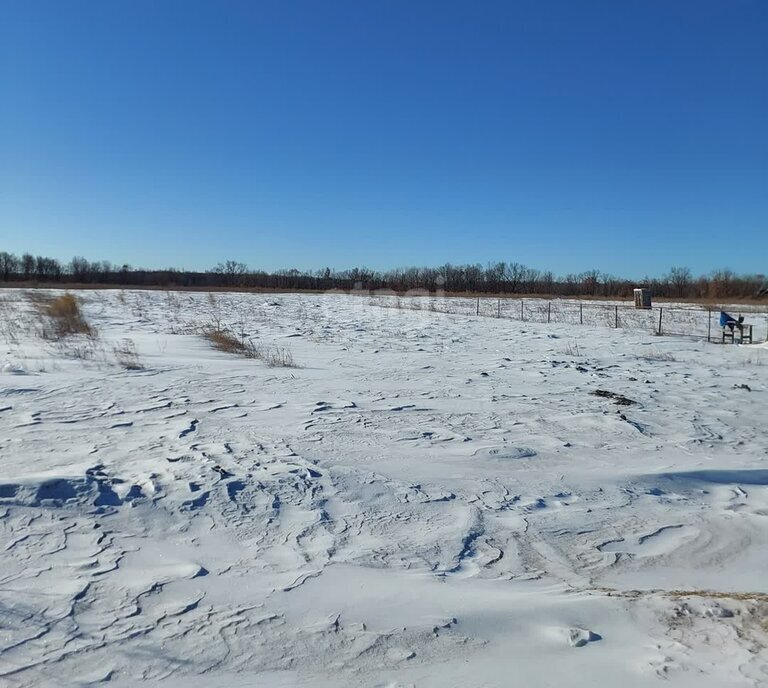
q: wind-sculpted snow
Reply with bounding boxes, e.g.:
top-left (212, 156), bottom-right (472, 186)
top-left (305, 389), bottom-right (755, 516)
top-left (0, 289), bottom-right (767, 687)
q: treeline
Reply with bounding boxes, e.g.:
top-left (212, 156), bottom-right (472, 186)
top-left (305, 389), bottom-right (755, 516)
top-left (0, 251), bottom-right (765, 300)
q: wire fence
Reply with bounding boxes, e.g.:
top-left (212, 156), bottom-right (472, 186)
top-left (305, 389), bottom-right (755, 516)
top-left (367, 295), bottom-right (768, 343)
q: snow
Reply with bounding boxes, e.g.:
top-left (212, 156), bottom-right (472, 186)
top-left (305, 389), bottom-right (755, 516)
top-left (0, 288), bottom-right (767, 687)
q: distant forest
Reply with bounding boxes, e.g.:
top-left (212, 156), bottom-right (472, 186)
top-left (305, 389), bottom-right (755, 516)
top-left (0, 250), bottom-right (766, 300)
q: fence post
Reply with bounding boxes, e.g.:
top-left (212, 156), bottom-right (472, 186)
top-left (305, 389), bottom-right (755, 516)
top-left (521, 299), bottom-right (524, 321)
top-left (547, 302), bottom-right (551, 323)
top-left (658, 307), bottom-right (663, 335)
top-left (615, 305), bottom-right (618, 328)
top-left (707, 308), bottom-right (711, 342)
top-left (497, 298), bottom-right (501, 318)
top-left (580, 302), bottom-right (583, 325)
top-left (476, 298), bottom-right (480, 316)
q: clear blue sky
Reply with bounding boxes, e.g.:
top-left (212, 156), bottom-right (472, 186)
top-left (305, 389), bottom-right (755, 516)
top-left (1, 0), bottom-right (766, 278)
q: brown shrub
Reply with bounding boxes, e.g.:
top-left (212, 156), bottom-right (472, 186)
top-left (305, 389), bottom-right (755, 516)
top-left (203, 327), bottom-right (258, 358)
top-left (32, 293), bottom-right (93, 338)
top-left (202, 327), bottom-right (298, 367)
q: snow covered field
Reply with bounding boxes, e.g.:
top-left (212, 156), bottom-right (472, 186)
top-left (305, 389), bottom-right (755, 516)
top-left (368, 293), bottom-right (768, 342)
top-left (1, 288), bottom-right (767, 688)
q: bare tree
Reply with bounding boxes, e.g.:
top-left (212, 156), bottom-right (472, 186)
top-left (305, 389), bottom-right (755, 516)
top-left (2, 247), bottom-right (765, 299)
top-left (666, 266), bottom-right (693, 298)
top-left (21, 253), bottom-right (35, 280)
top-left (70, 256), bottom-right (91, 282)
top-left (507, 263), bottom-right (527, 293)
top-left (580, 270), bottom-right (601, 296)
top-left (0, 252), bottom-right (19, 281)
top-left (36, 256), bottom-right (61, 280)
top-left (212, 260), bottom-right (248, 286)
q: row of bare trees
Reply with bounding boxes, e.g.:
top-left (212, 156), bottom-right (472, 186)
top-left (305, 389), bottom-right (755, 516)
top-left (0, 251), bottom-right (765, 300)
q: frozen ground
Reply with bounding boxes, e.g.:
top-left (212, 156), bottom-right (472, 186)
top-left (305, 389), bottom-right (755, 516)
top-left (368, 293), bottom-right (768, 341)
top-left (1, 289), bottom-right (767, 688)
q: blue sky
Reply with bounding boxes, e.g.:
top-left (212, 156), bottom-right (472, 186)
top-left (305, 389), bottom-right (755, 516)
top-left (1, 1), bottom-right (766, 278)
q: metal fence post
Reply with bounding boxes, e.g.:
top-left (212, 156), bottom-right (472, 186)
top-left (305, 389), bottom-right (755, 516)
top-left (615, 305), bottom-right (618, 328)
top-left (497, 298), bottom-right (501, 318)
top-left (707, 309), bottom-right (711, 342)
top-left (476, 298), bottom-right (480, 316)
top-left (658, 307), bottom-right (663, 335)
top-left (547, 302), bottom-right (551, 323)
top-left (521, 299), bottom-right (524, 321)
top-left (580, 302), bottom-right (583, 325)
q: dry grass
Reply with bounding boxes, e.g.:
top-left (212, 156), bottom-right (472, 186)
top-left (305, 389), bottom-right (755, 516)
top-left (665, 589), bottom-right (768, 602)
top-left (597, 586), bottom-right (768, 603)
top-left (113, 338), bottom-right (144, 370)
top-left (0, 295), bottom-right (23, 345)
top-left (204, 327), bottom-right (258, 357)
top-left (265, 346), bottom-right (296, 368)
top-left (743, 353), bottom-right (767, 366)
top-left (29, 292), bottom-right (94, 339)
top-left (564, 341), bottom-right (582, 357)
top-left (638, 351), bottom-right (676, 362)
top-left (202, 326), bottom-right (298, 367)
